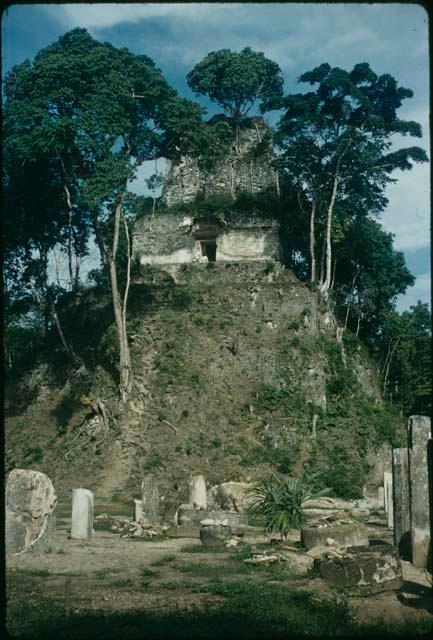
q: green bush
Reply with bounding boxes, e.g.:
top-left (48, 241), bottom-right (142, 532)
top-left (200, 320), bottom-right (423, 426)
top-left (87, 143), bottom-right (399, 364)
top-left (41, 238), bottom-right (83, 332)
top-left (247, 473), bottom-right (330, 539)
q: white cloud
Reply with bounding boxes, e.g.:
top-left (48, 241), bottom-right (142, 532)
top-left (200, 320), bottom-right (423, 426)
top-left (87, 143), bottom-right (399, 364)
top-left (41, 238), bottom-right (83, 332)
top-left (43, 3), bottom-right (242, 31)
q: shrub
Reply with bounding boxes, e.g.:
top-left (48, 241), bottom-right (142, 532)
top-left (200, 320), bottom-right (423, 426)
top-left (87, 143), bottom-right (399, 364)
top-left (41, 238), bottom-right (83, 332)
top-left (247, 473), bottom-right (330, 539)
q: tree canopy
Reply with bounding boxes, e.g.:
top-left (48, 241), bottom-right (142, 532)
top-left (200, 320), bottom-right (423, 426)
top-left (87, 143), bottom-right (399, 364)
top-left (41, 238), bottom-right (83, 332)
top-left (265, 62), bottom-right (428, 294)
top-left (187, 47), bottom-right (284, 127)
top-left (3, 28), bottom-right (210, 401)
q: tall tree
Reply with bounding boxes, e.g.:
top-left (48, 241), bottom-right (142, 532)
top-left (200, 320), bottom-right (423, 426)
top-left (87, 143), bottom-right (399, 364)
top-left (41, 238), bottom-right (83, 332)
top-left (187, 47), bottom-right (284, 149)
top-left (265, 62), bottom-right (428, 294)
top-left (3, 28), bottom-right (206, 403)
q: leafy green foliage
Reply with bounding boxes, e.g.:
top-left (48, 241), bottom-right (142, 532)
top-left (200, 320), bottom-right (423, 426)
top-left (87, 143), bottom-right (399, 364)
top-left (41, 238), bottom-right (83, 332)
top-left (248, 473), bottom-right (330, 538)
top-left (265, 60), bottom-right (427, 298)
top-left (380, 302), bottom-right (431, 416)
top-left (187, 47), bottom-right (284, 127)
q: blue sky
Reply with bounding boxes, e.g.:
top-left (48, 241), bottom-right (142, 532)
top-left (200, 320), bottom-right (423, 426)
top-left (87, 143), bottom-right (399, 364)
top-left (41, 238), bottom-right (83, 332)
top-left (2, 2), bottom-right (430, 310)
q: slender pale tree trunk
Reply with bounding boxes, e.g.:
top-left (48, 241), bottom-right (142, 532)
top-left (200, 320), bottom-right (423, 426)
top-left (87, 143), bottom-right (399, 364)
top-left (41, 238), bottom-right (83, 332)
top-left (319, 173), bottom-right (339, 296)
top-left (108, 193), bottom-right (133, 404)
top-left (318, 234), bottom-right (326, 289)
top-left (50, 302), bottom-right (79, 363)
top-left (382, 337), bottom-right (401, 396)
top-left (309, 199), bottom-right (317, 285)
top-left (319, 137), bottom-right (352, 297)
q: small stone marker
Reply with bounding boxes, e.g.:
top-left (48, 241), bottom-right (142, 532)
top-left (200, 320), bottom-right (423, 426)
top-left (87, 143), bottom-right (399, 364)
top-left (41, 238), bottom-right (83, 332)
top-left (134, 499), bottom-right (144, 523)
top-left (392, 447), bottom-right (410, 554)
top-left (378, 486), bottom-right (385, 509)
top-left (383, 472), bottom-right (392, 515)
top-left (6, 468), bottom-right (57, 554)
top-left (141, 474), bottom-right (159, 524)
top-left (408, 415), bottom-right (431, 568)
top-left (189, 474), bottom-right (207, 509)
top-left (71, 488), bottom-right (94, 539)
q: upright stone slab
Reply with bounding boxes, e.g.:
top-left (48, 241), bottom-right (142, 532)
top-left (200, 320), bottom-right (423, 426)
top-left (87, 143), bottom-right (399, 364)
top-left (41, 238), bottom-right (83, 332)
top-left (134, 499), bottom-right (144, 523)
top-left (6, 469), bottom-right (57, 554)
top-left (427, 439), bottom-right (433, 571)
top-left (383, 471), bottom-right (393, 529)
top-left (408, 415), bottom-right (431, 568)
top-left (71, 488), bottom-right (94, 539)
top-left (392, 448), bottom-right (410, 555)
top-left (378, 486), bottom-right (385, 510)
top-left (141, 474), bottom-right (159, 524)
top-left (189, 474), bottom-right (207, 509)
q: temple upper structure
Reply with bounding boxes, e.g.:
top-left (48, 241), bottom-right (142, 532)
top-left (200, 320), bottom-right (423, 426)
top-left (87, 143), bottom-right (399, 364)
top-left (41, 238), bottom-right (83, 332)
top-left (133, 116), bottom-right (281, 276)
top-left (161, 115), bottom-right (279, 206)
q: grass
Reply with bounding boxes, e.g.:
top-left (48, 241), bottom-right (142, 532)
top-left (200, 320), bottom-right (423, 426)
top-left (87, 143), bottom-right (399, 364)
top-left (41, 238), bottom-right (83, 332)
top-left (150, 553), bottom-right (177, 567)
top-left (178, 560), bottom-right (251, 578)
top-left (7, 566), bottom-right (433, 639)
top-left (182, 544), bottom-right (231, 554)
top-left (15, 567), bottom-right (50, 577)
top-left (140, 567), bottom-right (158, 578)
top-left (5, 580), bottom-right (355, 639)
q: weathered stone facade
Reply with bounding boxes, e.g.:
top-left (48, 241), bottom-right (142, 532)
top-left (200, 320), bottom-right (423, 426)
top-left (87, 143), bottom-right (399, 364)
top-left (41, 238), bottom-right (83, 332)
top-left (133, 211), bottom-right (280, 275)
top-left (162, 116), bottom-right (278, 206)
top-left (133, 117), bottom-right (281, 273)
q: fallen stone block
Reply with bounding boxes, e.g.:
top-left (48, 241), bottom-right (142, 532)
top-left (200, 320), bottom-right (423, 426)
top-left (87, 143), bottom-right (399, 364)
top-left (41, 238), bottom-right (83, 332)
top-left (166, 525), bottom-right (201, 539)
top-left (317, 544), bottom-right (403, 595)
top-left (244, 554), bottom-right (279, 565)
top-left (303, 497), bottom-right (355, 511)
top-left (6, 469), bottom-right (57, 555)
top-left (307, 545), bottom-right (346, 560)
top-left (200, 523), bottom-right (232, 547)
top-left (350, 508), bottom-right (370, 519)
top-left (301, 522), bottom-right (369, 550)
top-left (177, 506), bottom-right (247, 534)
top-left (277, 550), bottom-right (314, 577)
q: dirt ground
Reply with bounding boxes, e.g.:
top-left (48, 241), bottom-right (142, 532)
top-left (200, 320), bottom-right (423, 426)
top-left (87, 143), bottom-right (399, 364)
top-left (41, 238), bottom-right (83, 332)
top-left (6, 499), bottom-right (433, 639)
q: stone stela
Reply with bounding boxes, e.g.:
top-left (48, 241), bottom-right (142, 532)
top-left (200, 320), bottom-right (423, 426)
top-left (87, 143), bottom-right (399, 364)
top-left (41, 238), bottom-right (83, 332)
top-left (189, 474), bottom-right (207, 510)
top-left (71, 488), bottom-right (94, 540)
top-left (391, 415), bottom-right (432, 569)
top-left (6, 468), bottom-right (57, 554)
top-left (141, 474), bottom-right (160, 524)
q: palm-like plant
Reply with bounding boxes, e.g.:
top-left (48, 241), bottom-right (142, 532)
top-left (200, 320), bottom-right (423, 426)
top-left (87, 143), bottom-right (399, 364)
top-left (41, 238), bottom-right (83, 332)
top-left (247, 473), bottom-right (330, 540)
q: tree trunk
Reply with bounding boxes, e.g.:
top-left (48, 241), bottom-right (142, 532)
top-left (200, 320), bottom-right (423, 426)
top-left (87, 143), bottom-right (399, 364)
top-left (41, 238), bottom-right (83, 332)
top-left (108, 193), bottom-right (133, 404)
top-left (319, 137), bottom-right (352, 296)
top-left (318, 234), bottom-right (326, 288)
top-left (50, 302), bottom-right (79, 363)
top-left (382, 337), bottom-right (401, 396)
top-left (309, 199), bottom-right (317, 285)
top-left (319, 173), bottom-right (339, 296)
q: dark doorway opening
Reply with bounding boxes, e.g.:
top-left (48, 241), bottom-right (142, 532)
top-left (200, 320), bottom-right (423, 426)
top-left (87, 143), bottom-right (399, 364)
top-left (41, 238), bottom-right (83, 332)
top-left (201, 240), bottom-right (217, 262)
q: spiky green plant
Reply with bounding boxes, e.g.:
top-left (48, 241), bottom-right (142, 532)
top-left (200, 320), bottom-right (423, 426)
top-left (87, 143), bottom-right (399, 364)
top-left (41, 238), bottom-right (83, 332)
top-left (247, 473), bottom-right (330, 539)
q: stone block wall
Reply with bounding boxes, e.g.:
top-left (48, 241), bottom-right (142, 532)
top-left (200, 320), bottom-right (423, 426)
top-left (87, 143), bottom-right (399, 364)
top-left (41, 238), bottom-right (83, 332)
top-left (133, 211), bottom-right (280, 273)
top-left (162, 117), bottom-right (278, 206)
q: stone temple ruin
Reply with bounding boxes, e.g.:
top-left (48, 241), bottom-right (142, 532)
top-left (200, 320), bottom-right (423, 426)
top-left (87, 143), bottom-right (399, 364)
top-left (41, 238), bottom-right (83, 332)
top-left (133, 116), bottom-right (281, 276)
top-left (163, 115), bottom-right (279, 206)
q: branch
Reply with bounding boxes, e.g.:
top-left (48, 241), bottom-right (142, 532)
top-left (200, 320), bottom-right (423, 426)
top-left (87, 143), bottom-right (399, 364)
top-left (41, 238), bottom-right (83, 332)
top-left (162, 419), bottom-right (178, 435)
